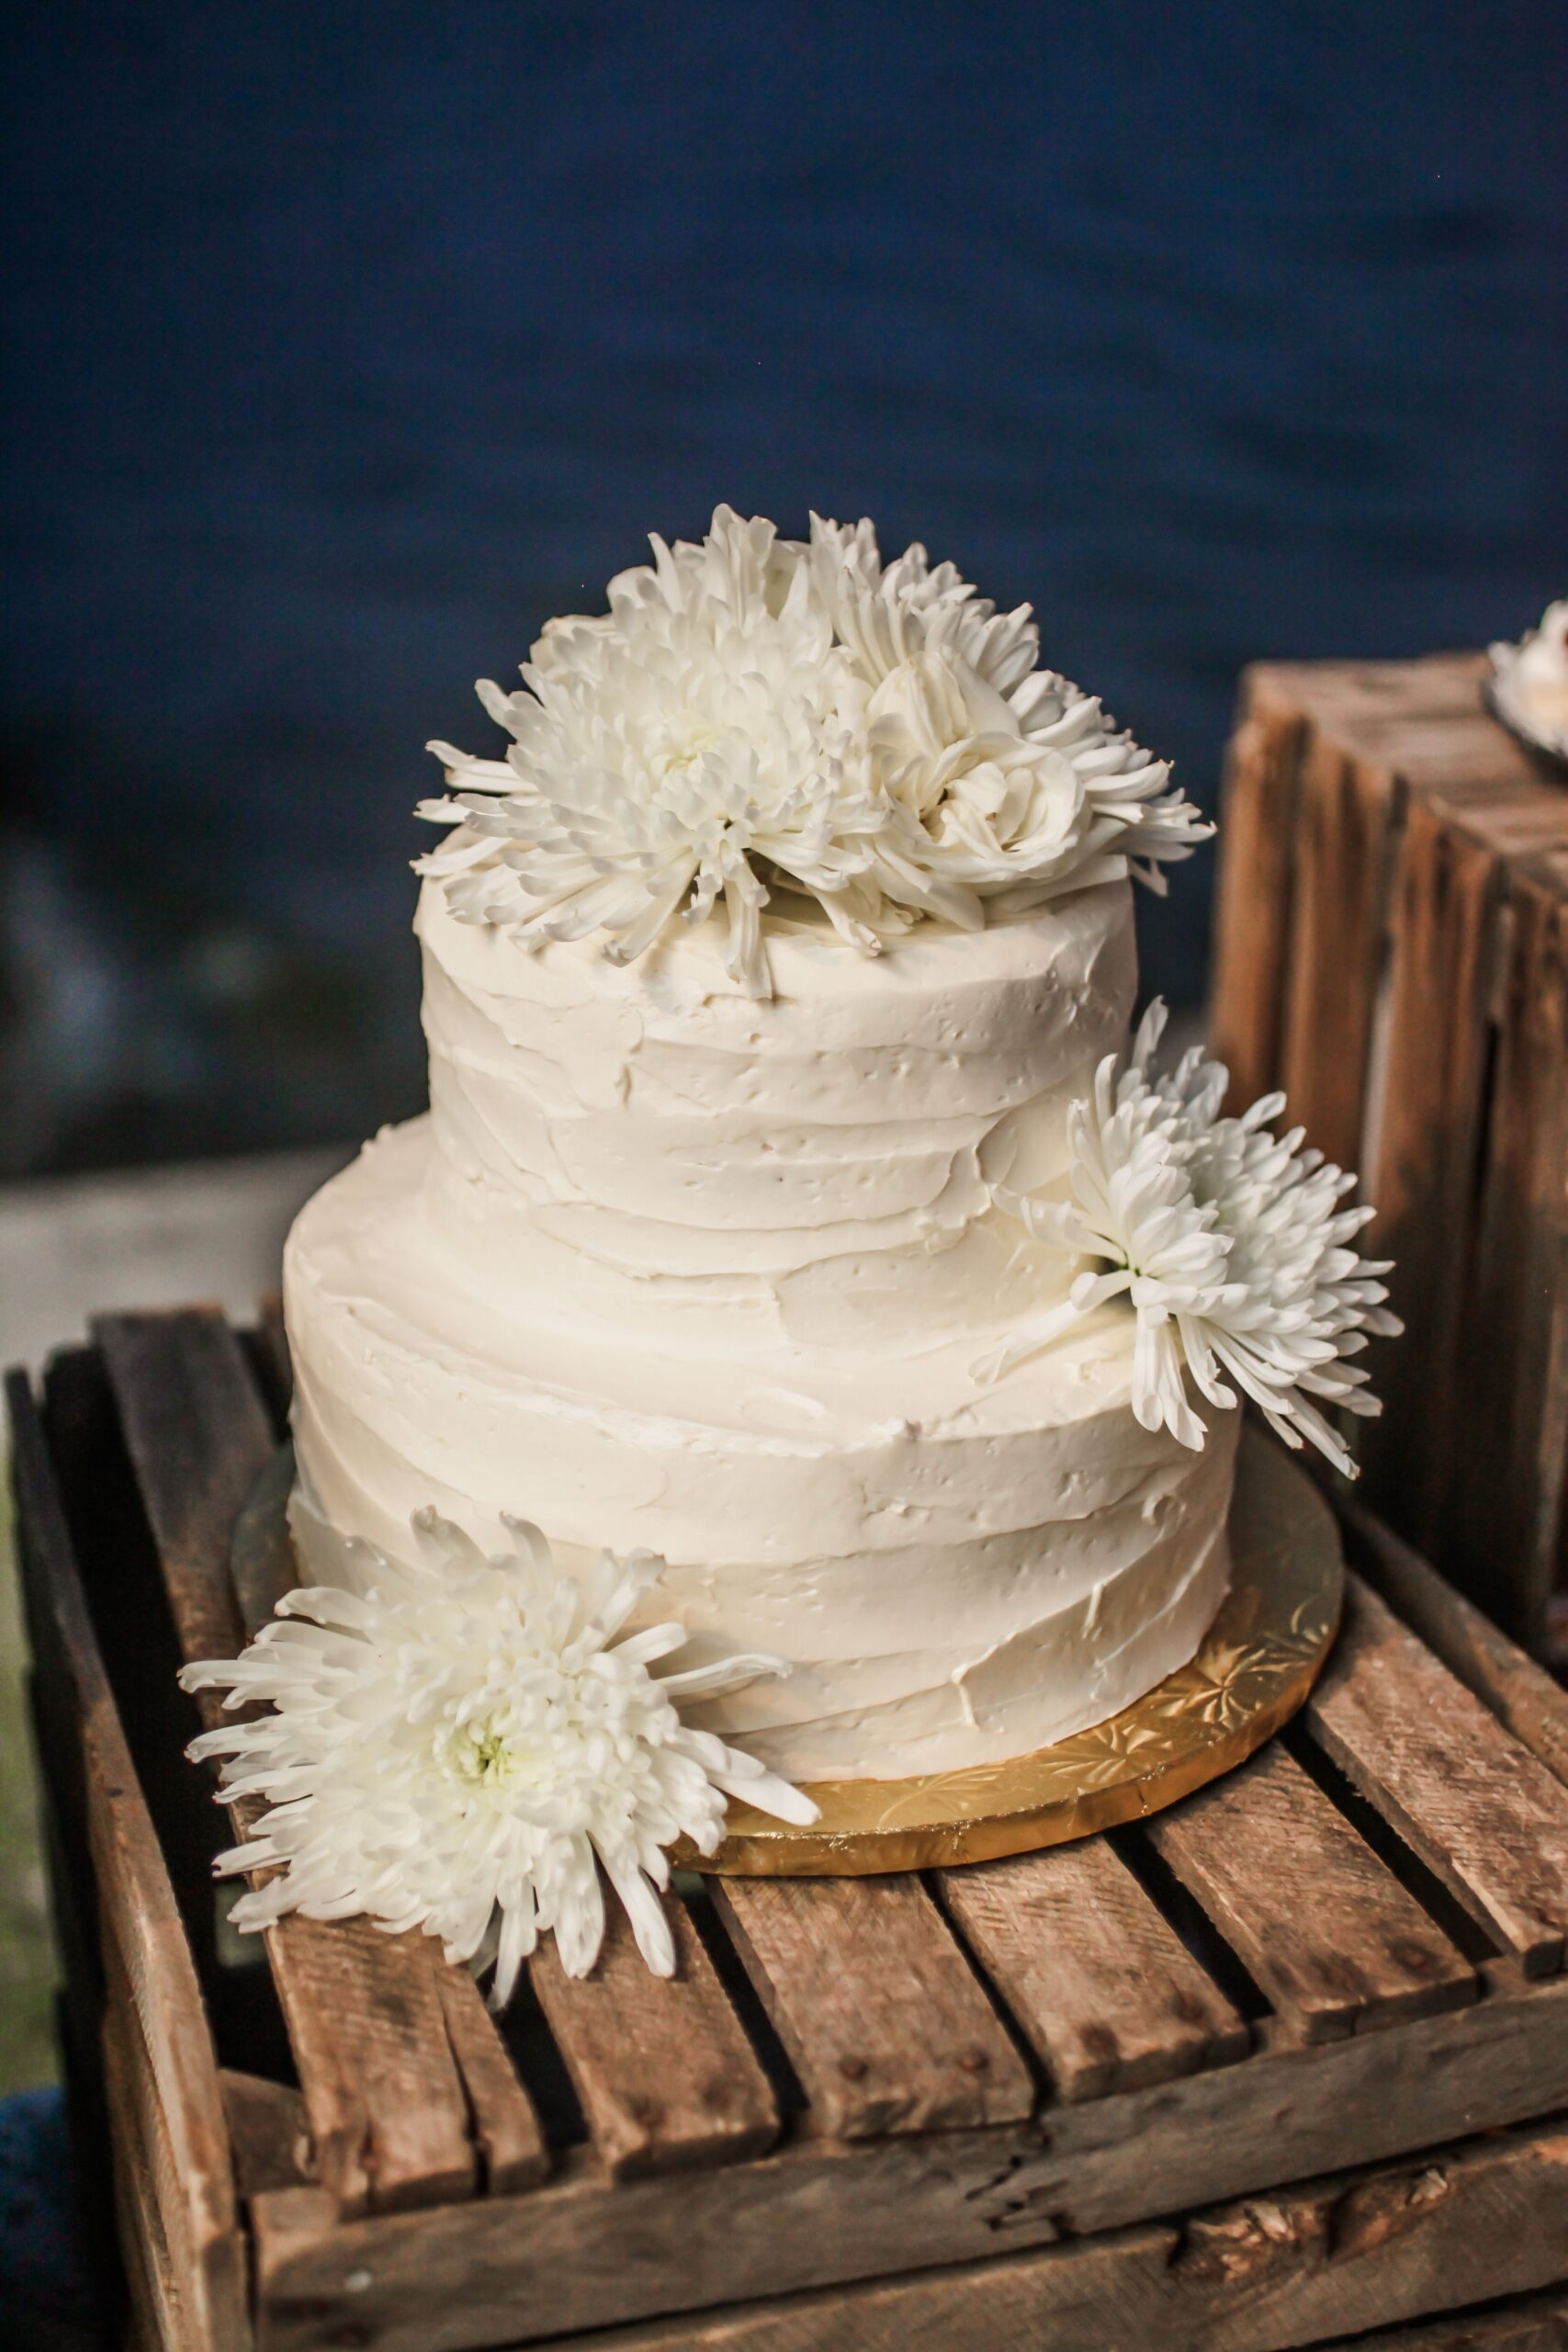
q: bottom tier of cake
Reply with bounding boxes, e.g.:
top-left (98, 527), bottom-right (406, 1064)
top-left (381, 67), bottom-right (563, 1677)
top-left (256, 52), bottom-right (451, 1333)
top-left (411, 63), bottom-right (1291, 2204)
top-left (283, 1117), bottom-right (1238, 1781)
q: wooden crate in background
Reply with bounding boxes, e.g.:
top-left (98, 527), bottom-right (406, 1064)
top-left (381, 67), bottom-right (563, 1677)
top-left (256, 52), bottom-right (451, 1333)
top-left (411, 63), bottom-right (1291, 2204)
top-left (1210, 653), bottom-right (1568, 1657)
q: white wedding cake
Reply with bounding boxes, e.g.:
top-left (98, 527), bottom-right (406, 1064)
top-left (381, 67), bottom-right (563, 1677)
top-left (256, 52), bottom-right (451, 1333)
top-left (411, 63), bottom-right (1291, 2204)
top-left (283, 509), bottom-right (1393, 1789)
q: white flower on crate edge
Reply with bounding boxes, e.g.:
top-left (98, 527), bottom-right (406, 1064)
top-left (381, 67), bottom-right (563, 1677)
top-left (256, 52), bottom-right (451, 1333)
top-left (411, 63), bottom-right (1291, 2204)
top-left (974, 1002), bottom-right (1403, 1474)
top-left (416, 506), bottom-right (1211, 995)
top-left (178, 1513), bottom-right (818, 2000)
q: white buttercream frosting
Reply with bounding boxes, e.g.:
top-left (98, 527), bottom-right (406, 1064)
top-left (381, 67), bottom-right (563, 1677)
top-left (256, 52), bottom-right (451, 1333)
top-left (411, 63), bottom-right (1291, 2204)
top-left (284, 873), bottom-right (1235, 1780)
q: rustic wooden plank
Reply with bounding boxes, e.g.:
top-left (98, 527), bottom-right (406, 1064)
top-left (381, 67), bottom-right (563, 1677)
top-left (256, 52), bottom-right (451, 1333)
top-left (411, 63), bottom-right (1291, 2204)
top-left (519, 2286), bottom-right (1568, 2352)
top-left (939, 1839), bottom-right (1248, 2103)
top-left (1147, 1738), bottom-right (1473, 2044)
top-left (1278, 727), bottom-right (1404, 1180)
top-left (95, 1308), bottom-right (271, 1666)
top-left (1317, 2290), bottom-right (1568, 2351)
top-left (254, 1912), bottom-right (478, 2215)
top-left (1444, 858), bottom-right (1568, 1649)
top-left (95, 1307), bottom-right (481, 2217)
top-left (531, 1898), bottom-right (777, 2181)
top-left (1207, 673), bottom-right (1308, 1111)
top-left (6, 1368), bottom-right (250, 2352)
top-left (1306, 1572), bottom-right (1568, 1973)
top-left (249, 1976), bottom-right (1568, 2347)
top-left (104, 1994), bottom-right (204, 2352)
top-left (544, 2139), bottom-right (1568, 2352)
top-left (435, 1965), bottom-right (551, 2193)
top-left (1356, 797), bottom-right (1504, 1545)
top-left (715, 1875), bottom-right (1033, 2138)
top-left (1331, 1486), bottom-right (1568, 1791)
top-left (252, 2095), bottom-right (1568, 2352)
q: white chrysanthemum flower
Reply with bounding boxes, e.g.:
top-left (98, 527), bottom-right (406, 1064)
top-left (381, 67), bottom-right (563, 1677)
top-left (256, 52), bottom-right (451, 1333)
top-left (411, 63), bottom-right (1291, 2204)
top-left (416, 507), bottom-right (1210, 993)
top-left (417, 506), bottom-right (892, 996)
top-left (179, 1511), bottom-right (817, 1999)
top-left (808, 514), bottom-right (1211, 914)
top-left (975, 1002), bottom-right (1402, 1474)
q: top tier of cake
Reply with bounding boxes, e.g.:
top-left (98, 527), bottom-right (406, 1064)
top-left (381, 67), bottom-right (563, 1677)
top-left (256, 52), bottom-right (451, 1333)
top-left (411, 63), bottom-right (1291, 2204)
top-left (418, 859), bottom-right (1135, 1356)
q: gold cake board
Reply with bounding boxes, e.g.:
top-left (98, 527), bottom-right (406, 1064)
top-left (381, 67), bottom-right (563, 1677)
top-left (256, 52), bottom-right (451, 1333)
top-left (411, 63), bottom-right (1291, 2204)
top-left (234, 1424), bottom-right (1341, 1882)
top-left (694, 1426), bottom-right (1341, 1875)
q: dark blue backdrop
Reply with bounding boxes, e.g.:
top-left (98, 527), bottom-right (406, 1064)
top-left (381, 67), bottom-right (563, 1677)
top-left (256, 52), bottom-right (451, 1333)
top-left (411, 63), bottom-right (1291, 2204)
top-left (4, 1), bottom-right (1566, 1170)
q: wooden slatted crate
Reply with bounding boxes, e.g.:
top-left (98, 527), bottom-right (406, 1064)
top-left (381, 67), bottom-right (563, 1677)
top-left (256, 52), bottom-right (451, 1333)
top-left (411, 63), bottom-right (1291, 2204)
top-left (12, 1305), bottom-right (1568, 2351)
top-left (1209, 652), bottom-right (1568, 1657)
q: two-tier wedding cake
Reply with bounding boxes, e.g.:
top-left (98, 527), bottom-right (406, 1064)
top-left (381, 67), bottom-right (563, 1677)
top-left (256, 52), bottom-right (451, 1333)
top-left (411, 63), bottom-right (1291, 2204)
top-left (280, 509), bottom-right (1393, 1803)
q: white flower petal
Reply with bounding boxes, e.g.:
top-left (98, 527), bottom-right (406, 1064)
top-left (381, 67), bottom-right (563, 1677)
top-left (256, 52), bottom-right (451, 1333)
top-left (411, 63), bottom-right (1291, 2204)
top-left (985, 1009), bottom-right (1396, 1473)
top-left (179, 1510), bottom-right (817, 1996)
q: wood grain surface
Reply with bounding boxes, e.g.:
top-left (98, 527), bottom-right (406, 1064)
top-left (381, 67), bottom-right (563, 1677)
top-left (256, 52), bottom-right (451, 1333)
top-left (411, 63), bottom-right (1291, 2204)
top-left (1148, 1737), bottom-right (1473, 2043)
top-left (1207, 678), bottom-right (1308, 1111)
top-left (715, 1874), bottom-right (1034, 2138)
top-left (252, 2104), bottom-right (1568, 2352)
top-left (939, 1839), bottom-right (1248, 2101)
top-left (1336, 1485), bottom-right (1568, 1789)
top-left (531, 1900), bottom-right (778, 2180)
top-left (1306, 1573), bottom-right (1568, 1973)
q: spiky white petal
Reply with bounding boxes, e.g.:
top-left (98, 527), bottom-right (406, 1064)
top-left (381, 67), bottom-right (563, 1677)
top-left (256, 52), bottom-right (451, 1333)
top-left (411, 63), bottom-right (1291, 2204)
top-left (179, 1511), bottom-right (817, 2000)
top-left (976, 1002), bottom-right (1402, 1474)
top-left (417, 508), bottom-right (1211, 994)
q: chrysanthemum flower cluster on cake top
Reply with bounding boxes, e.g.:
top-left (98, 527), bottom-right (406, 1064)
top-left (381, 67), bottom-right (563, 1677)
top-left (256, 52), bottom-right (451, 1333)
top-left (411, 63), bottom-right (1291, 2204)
top-left (416, 505), bottom-right (1212, 995)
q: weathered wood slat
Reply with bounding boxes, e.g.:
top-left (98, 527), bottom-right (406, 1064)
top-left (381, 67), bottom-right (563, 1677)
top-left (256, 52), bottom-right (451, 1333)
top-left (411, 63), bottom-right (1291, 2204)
top-left (531, 1900), bottom-right (777, 2181)
top-left (262, 1912), bottom-right (479, 2214)
top-left (104, 1995), bottom-right (202, 2352)
top-left (1207, 677), bottom-right (1307, 1113)
top-left (1306, 1573), bottom-right (1568, 1974)
top-left (939, 1839), bottom-right (1248, 2102)
top-left (1147, 1738), bottom-right (1473, 2044)
top-left (578, 2121), bottom-right (1568, 2352)
top-left (6, 1368), bottom-right (249, 2352)
top-left (435, 1967), bottom-right (552, 2194)
top-left (95, 1308), bottom-right (481, 2216)
top-left (96, 1308), bottom-right (271, 1665)
top-left (1334, 1486), bottom-right (1568, 1789)
top-left (529, 2287), bottom-right (1568, 2352)
top-left (251, 2098), bottom-right (1568, 2352)
top-left (715, 1875), bottom-right (1034, 2138)
top-left (1356, 797), bottom-right (1503, 1543)
top-left (1318, 2289), bottom-right (1568, 2351)
top-left (1445, 856), bottom-right (1568, 1651)
top-left (1278, 729), bottom-right (1403, 1180)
